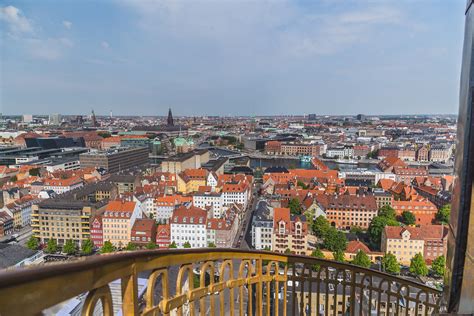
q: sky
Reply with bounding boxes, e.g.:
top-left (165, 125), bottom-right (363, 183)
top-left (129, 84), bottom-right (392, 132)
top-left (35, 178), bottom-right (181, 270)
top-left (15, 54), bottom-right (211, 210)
top-left (0, 0), bottom-right (466, 116)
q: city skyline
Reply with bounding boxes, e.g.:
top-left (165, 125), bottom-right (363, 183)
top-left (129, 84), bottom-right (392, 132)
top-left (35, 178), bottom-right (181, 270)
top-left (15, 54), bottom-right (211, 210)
top-left (1, 1), bottom-right (465, 116)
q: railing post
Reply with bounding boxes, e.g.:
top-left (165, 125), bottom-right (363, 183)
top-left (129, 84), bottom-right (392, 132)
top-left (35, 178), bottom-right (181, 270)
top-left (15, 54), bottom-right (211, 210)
top-left (122, 272), bottom-right (139, 315)
top-left (256, 258), bottom-right (263, 316)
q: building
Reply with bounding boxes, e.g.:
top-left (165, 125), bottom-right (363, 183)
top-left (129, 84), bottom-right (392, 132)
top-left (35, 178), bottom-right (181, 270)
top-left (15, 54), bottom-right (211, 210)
top-left (161, 149), bottom-right (210, 174)
top-left (193, 192), bottom-right (224, 218)
top-left (153, 195), bottom-right (192, 222)
top-left (31, 194), bottom-right (107, 247)
top-left (393, 167), bottom-right (428, 184)
top-left (177, 169), bottom-right (207, 194)
top-left (131, 218), bottom-right (157, 246)
top-left (381, 225), bottom-right (448, 265)
top-left (90, 215), bottom-right (103, 248)
top-left (373, 190), bottom-right (393, 209)
top-left (206, 208), bottom-right (239, 248)
top-left (170, 205), bottom-right (207, 248)
top-left (43, 176), bottom-right (84, 194)
top-left (251, 201), bottom-right (273, 250)
top-left (109, 174), bottom-right (140, 195)
top-left (79, 147), bottom-right (149, 173)
top-left (0, 212), bottom-right (13, 237)
top-left (102, 200), bottom-right (142, 248)
top-left (392, 200), bottom-right (437, 226)
top-left (0, 244), bottom-right (42, 269)
top-left (317, 194), bottom-right (378, 230)
top-left (429, 144), bottom-right (451, 163)
top-left (156, 224), bottom-right (171, 248)
top-left (272, 207), bottom-right (313, 255)
top-left (416, 145), bottom-right (430, 162)
top-left (326, 145), bottom-right (354, 159)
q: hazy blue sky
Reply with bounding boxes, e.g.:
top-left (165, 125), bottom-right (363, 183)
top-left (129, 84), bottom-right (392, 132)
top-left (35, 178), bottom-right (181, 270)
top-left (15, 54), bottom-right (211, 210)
top-left (0, 0), bottom-right (465, 116)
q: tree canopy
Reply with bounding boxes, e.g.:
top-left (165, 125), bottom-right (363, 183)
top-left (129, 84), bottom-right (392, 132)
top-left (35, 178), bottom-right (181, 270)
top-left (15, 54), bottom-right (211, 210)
top-left (169, 241), bottom-right (177, 249)
top-left (378, 205), bottom-right (397, 220)
top-left (436, 204), bottom-right (450, 224)
top-left (100, 241), bottom-right (116, 254)
top-left (431, 255), bottom-right (445, 277)
top-left (332, 250), bottom-right (345, 262)
top-left (146, 241), bottom-right (157, 249)
top-left (310, 248), bottom-right (325, 271)
top-left (368, 215), bottom-right (399, 247)
top-left (26, 236), bottom-right (39, 251)
top-left (401, 211), bottom-right (416, 225)
top-left (382, 253), bottom-right (400, 274)
top-left (288, 198), bottom-right (303, 215)
top-left (208, 242), bottom-right (216, 248)
top-left (125, 242), bottom-right (137, 251)
top-left (410, 253), bottom-right (429, 276)
top-left (311, 215), bottom-right (331, 239)
top-left (352, 250), bottom-right (371, 268)
top-left (81, 239), bottom-right (94, 255)
top-left (45, 239), bottom-right (58, 254)
top-left (323, 227), bottom-right (347, 252)
top-left (183, 241), bottom-right (192, 248)
top-left (63, 239), bottom-right (77, 255)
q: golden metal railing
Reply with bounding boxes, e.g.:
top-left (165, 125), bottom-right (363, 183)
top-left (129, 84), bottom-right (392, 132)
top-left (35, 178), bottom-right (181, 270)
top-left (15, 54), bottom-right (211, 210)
top-left (0, 249), bottom-right (442, 316)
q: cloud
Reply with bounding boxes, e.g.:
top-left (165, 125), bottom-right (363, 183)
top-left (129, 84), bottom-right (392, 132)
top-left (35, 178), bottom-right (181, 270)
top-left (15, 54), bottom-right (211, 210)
top-left (23, 37), bottom-right (74, 60)
top-left (63, 20), bottom-right (72, 29)
top-left (101, 41), bottom-right (110, 49)
top-left (0, 5), bottom-right (33, 34)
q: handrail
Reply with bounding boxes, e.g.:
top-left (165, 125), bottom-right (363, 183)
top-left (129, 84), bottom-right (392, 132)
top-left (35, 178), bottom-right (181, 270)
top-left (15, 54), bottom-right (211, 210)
top-left (0, 249), bottom-right (443, 316)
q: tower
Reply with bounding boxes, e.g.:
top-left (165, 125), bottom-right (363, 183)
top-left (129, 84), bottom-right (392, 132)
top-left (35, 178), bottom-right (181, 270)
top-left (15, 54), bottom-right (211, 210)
top-left (167, 108), bottom-right (174, 126)
top-left (91, 109), bottom-right (98, 127)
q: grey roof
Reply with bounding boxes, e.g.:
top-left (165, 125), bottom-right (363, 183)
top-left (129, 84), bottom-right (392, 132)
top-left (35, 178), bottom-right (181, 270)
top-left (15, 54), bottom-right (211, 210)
top-left (0, 244), bottom-right (39, 269)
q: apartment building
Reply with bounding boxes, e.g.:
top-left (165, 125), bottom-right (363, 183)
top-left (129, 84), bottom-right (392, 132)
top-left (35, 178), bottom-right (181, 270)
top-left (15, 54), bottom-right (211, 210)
top-left (392, 199), bottom-right (437, 226)
top-left (170, 205), bottom-right (207, 248)
top-left (193, 192), bottom-right (224, 218)
top-left (251, 201), bottom-right (273, 250)
top-left (161, 149), bottom-right (210, 174)
top-left (43, 176), bottom-right (84, 194)
top-left (153, 195), bottom-right (192, 222)
top-left (102, 200), bottom-right (142, 248)
top-left (90, 215), bottom-right (103, 247)
top-left (317, 194), bottom-right (378, 229)
top-left (272, 207), bottom-right (312, 255)
top-left (429, 144), bottom-right (451, 163)
top-left (131, 218), bottom-right (157, 246)
top-left (177, 169), bottom-right (207, 194)
top-left (79, 147), bottom-right (149, 173)
top-left (156, 224), bottom-right (171, 248)
top-left (381, 225), bottom-right (448, 265)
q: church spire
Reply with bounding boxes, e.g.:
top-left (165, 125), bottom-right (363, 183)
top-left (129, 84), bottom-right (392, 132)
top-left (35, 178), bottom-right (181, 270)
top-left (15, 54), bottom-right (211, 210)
top-left (167, 108), bottom-right (174, 126)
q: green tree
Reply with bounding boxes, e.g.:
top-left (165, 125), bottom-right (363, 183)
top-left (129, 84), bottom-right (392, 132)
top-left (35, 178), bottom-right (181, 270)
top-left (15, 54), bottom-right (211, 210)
top-left (100, 241), bottom-right (116, 254)
top-left (97, 131), bottom-right (111, 138)
top-left (146, 241), bottom-right (157, 249)
top-left (382, 253), bottom-right (400, 274)
top-left (208, 242), bottom-right (216, 248)
top-left (168, 241), bottom-right (177, 249)
top-left (332, 250), bottom-right (345, 262)
top-left (45, 239), bottom-right (58, 254)
top-left (323, 227), bottom-right (347, 252)
top-left (368, 216), bottom-right (399, 247)
top-left (183, 241), bottom-right (192, 249)
top-left (81, 239), bottom-right (94, 255)
top-left (352, 250), bottom-right (371, 268)
top-left (401, 211), bottom-right (416, 225)
top-left (310, 248), bottom-right (325, 271)
top-left (297, 181), bottom-right (308, 189)
top-left (311, 216), bottom-right (331, 239)
top-left (63, 239), bottom-right (77, 255)
top-left (431, 255), bottom-right (446, 277)
top-left (288, 198), bottom-right (303, 215)
top-left (436, 204), bottom-right (450, 224)
top-left (410, 253), bottom-right (429, 276)
top-left (29, 168), bottom-right (41, 177)
top-left (125, 242), bottom-right (137, 251)
top-left (26, 236), bottom-right (39, 250)
top-left (378, 205), bottom-right (397, 220)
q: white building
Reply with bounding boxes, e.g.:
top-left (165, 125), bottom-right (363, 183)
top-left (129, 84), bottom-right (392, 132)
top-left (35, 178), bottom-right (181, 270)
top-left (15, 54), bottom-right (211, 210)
top-left (251, 201), bottom-right (274, 250)
top-left (43, 177), bottom-right (84, 194)
top-left (222, 182), bottom-right (250, 208)
top-left (193, 192), bottom-right (223, 218)
top-left (170, 205), bottom-right (207, 248)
